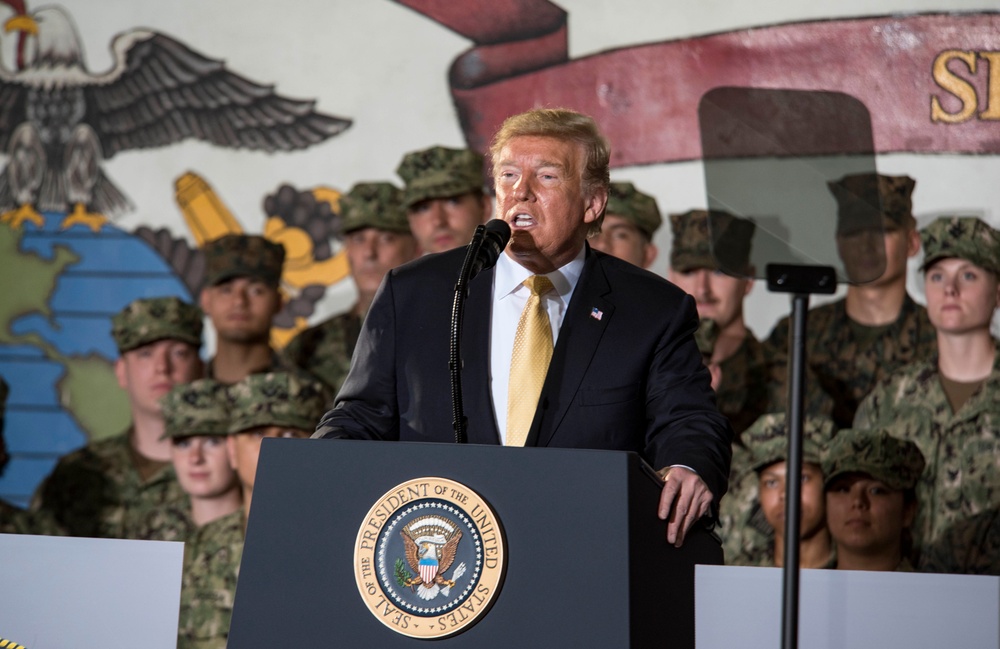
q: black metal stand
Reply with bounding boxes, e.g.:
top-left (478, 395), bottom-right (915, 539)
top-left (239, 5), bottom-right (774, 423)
top-left (766, 264), bottom-right (836, 649)
top-left (450, 226), bottom-right (488, 444)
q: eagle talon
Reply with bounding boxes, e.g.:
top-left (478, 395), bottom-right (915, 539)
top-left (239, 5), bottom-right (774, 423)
top-left (60, 203), bottom-right (107, 232)
top-left (1, 204), bottom-right (44, 229)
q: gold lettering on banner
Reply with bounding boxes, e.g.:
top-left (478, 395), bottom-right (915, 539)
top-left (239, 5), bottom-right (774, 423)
top-left (931, 50), bottom-right (1000, 123)
top-left (979, 51), bottom-right (1000, 119)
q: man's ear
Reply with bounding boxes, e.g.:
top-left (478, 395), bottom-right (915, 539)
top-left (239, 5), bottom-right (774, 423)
top-left (583, 187), bottom-right (608, 226)
top-left (906, 226), bottom-right (921, 258)
top-left (643, 243), bottom-right (659, 270)
top-left (226, 435), bottom-right (239, 471)
top-left (114, 357), bottom-right (128, 390)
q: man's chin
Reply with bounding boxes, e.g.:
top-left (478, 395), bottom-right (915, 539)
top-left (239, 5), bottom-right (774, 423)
top-left (218, 329), bottom-right (270, 345)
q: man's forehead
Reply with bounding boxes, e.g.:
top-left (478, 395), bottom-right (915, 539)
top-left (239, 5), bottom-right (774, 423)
top-left (497, 135), bottom-right (582, 165)
top-left (126, 337), bottom-right (194, 354)
top-left (602, 215), bottom-right (641, 229)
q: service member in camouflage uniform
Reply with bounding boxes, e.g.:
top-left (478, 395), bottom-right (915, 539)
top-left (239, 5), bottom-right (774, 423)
top-left (160, 378), bottom-right (243, 649)
top-left (30, 297), bottom-right (204, 538)
top-left (921, 506), bottom-right (1000, 575)
top-left (765, 174), bottom-right (936, 429)
top-left (667, 209), bottom-right (768, 436)
top-left (226, 371), bottom-right (328, 516)
top-left (720, 413), bottom-right (836, 566)
top-left (589, 181), bottom-right (661, 269)
top-left (281, 182), bottom-right (417, 394)
top-left (854, 216), bottom-right (1000, 563)
top-left (397, 145), bottom-right (491, 254)
top-left (694, 317), bottom-right (722, 391)
top-left (200, 234), bottom-right (289, 384)
top-left (823, 428), bottom-right (925, 572)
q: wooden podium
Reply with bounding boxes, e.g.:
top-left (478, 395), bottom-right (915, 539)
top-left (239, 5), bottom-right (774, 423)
top-left (228, 438), bottom-right (722, 648)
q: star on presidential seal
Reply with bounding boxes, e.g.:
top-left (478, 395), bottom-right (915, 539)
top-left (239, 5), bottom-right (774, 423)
top-left (354, 477), bottom-right (506, 639)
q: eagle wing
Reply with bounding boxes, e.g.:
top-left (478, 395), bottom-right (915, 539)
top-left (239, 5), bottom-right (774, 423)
top-left (401, 531), bottom-right (421, 573)
top-left (81, 29), bottom-right (351, 159)
top-left (437, 530), bottom-right (463, 574)
top-left (0, 76), bottom-right (29, 154)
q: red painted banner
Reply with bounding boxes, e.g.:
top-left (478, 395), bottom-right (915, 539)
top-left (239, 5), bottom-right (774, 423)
top-left (396, 1), bottom-right (1000, 166)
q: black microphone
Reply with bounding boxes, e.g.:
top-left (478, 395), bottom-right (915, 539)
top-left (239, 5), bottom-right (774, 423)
top-left (468, 219), bottom-right (511, 279)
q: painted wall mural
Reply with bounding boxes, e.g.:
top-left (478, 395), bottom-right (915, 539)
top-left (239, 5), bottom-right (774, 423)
top-left (0, 0), bottom-right (352, 505)
top-left (0, 0), bottom-right (998, 506)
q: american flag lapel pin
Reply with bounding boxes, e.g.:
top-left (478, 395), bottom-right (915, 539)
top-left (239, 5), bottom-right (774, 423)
top-left (590, 307), bottom-right (603, 321)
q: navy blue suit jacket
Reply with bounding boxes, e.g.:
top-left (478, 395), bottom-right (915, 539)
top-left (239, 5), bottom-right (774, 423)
top-left (315, 245), bottom-right (733, 501)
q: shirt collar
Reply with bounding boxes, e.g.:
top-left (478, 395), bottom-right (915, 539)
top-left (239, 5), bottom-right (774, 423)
top-left (495, 246), bottom-right (586, 301)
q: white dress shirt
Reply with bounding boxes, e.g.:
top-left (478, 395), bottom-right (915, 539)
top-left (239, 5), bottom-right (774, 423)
top-left (489, 247), bottom-right (586, 443)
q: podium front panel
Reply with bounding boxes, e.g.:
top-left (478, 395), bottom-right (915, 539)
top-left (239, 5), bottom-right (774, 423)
top-left (229, 438), bottom-right (720, 648)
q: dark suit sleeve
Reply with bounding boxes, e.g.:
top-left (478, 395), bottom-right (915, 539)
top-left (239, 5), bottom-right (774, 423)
top-left (312, 273), bottom-right (401, 441)
top-left (643, 293), bottom-right (733, 503)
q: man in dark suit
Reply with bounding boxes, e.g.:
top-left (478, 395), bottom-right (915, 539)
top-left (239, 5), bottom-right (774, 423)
top-left (315, 108), bottom-right (732, 547)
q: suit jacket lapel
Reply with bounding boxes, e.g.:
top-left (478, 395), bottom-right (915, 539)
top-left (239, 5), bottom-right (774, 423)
top-left (462, 267), bottom-right (502, 444)
top-left (527, 250), bottom-right (614, 447)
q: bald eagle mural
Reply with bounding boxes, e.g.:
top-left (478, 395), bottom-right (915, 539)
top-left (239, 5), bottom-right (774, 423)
top-left (0, 0), bottom-right (351, 231)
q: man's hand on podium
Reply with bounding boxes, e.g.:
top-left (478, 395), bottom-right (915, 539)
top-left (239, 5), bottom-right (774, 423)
top-left (657, 466), bottom-right (713, 548)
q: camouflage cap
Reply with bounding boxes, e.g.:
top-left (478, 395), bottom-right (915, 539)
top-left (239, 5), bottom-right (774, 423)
top-left (669, 209), bottom-right (755, 273)
top-left (341, 182), bottom-right (411, 235)
top-left (919, 216), bottom-right (1000, 274)
top-left (111, 296), bottom-right (203, 353)
top-left (694, 317), bottom-right (719, 359)
top-left (829, 173), bottom-right (916, 235)
top-left (227, 371), bottom-right (328, 434)
top-left (396, 146), bottom-right (484, 209)
top-left (823, 428), bottom-right (926, 491)
top-left (745, 412), bottom-right (834, 472)
top-left (160, 378), bottom-right (230, 439)
top-left (605, 182), bottom-right (662, 239)
top-left (202, 234), bottom-right (286, 287)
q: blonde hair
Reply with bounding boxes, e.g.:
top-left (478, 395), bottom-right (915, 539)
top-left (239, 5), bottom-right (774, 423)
top-left (489, 108), bottom-right (610, 235)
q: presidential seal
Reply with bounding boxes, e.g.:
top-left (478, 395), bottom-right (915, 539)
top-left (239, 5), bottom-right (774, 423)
top-left (354, 477), bottom-right (505, 639)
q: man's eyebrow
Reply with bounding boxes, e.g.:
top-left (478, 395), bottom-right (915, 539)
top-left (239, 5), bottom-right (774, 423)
top-left (496, 158), bottom-right (567, 170)
top-left (535, 159), bottom-right (567, 170)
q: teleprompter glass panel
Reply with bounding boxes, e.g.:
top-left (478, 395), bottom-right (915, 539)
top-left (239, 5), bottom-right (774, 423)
top-left (698, 87), bottom-right (886, 285)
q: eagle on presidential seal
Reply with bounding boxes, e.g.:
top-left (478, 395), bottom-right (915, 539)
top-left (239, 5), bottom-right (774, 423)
top-left (0, 0), bottom-right (350, 231)
top-left (397, 515), bottom-right (467, 601)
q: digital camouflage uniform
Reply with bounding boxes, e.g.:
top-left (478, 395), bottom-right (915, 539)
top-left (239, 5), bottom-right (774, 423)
top-left (158, 378), bottom-right (244, 649)
top-left (719, 412), bottom-right (836, 566)
top-left (178, 508), bottom-right (245, 649)
top-left (670, 209), bottom-right (768, 436)
top-left (395, 146), bottom-right (484, 209)
top-left (30, 432), bottom-right (192, 539)
top-left (854, 216), bottom-right (1000, 563)
top-left (606, 182), bottom-right (662, 240)
top-left (281, 182), bottom-right (410, 394)
top-left (764, 175), bottom-right (936, 429)
top-left (29, 297), bottom-right (202, 539)
top-left (921, 506), bottom-right (1000, 575)
top-left (822, 427), bottom-right (926, 571)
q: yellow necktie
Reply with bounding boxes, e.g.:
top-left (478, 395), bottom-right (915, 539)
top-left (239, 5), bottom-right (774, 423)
top-left (506, 275), bottom-right (555, 446)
